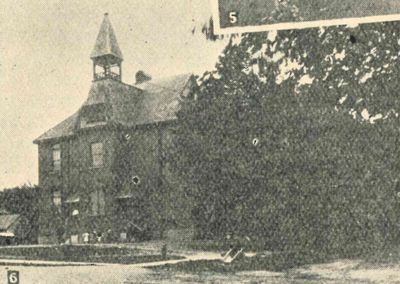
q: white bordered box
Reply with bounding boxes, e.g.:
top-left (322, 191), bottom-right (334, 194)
top-left (211, 0), bottom-right (400, 34)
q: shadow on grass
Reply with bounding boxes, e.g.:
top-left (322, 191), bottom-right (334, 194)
top-left (355, 245), bottom-right (400, 269)
top-left (155, 251), bottom-right (330, 273)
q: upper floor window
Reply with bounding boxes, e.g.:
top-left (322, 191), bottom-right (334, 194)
top-left (91, 142), bottom-right (104, 167)
top-left (90, 189), bottom-right (105, 216)
top-left (52, 144), bottom-right (61, 171)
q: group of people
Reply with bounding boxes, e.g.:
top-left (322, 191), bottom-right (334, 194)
top-left (81, 231), bottom-right (102, 244)
top-left (64, 229), bottom-right (117, 244)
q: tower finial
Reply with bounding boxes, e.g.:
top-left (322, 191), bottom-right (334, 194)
top-left (104, 12), bottom-right (108, 16)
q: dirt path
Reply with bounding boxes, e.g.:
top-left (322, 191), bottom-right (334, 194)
top-left (293, 259), bottom-right (400, 283)
top-left (1, 249), bottom-right (400, 283)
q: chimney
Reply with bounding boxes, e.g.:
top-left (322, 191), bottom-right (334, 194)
top-left (135, 70), bottom-right (152, 84)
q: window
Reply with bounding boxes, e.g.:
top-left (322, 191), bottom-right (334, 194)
top-left (52, 191), bottom-right (62, 213)
top-left (80, 105), bottom-right (107, 128)
top-left (90, 189), bottom-right (105, 216)
top-left (80, 113), bottom-right (106, 128)
top-left (91, 142), bottom-right (104, 167)
top-left (86, 112), bottom-right (106, 124)
top-left (52, 144), bottom-right (61, 171)
top-left (52, 191), bottom-right (61, 207)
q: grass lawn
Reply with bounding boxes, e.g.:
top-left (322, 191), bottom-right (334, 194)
top-left (0, 244), bottom-right (182, 264)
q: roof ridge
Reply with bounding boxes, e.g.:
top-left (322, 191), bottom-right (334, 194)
top-left (137, 73), bottom-right (192, 92)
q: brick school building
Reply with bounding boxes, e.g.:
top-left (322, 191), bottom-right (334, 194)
top-left (34, 14), bottom-right (194, 244)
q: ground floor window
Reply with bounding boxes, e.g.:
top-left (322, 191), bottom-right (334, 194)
top-left (90, 189), bottom-right (105, 216)
top-left (52, 191), bottom-right (61, 211)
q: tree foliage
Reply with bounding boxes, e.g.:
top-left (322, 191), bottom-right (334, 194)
top-left (172, 9), bottom-right (400, 256)
top-left (0, 184), bottom-right (39, 243)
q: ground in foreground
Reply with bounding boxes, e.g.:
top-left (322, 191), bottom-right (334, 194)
top-left (0, 258), bottom-right (398, 283)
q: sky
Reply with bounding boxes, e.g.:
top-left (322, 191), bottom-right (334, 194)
top-left (0, 0), bottom-right (227, 189)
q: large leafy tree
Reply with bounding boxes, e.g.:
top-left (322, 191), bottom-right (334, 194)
top-left (173, 5), bottom-right (400, 256)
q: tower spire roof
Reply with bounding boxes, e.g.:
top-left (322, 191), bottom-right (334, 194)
top-left (90, 13), bottom-right (123, 61)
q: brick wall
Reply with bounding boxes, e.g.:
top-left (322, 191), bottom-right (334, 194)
top-left (38, 123), bottom-right (193, 244)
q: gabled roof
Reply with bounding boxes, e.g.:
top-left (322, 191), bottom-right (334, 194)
top-left (133, 73), bottom-right (193, 125)
top-left (34, 74), bottom-right (194, 143)
top-left (33, 112), bottom-right (79, 143)
top-left (0, 214), bottom-right (20, 231)
top-left (90, 13), bottom-right (123, 60)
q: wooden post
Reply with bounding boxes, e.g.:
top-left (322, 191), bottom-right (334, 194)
top-left (119, 62), bottom-right (122, 81)
top-left (93, 63), bottom-right (96, 81)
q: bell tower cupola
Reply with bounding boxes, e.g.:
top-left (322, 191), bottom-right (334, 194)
top-left (90, 13), bottom-right (123, 81)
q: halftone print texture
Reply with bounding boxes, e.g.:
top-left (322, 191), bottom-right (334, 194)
top-left (3, 0), bottom-right (400, 283)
